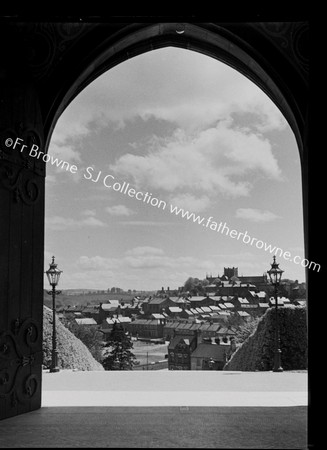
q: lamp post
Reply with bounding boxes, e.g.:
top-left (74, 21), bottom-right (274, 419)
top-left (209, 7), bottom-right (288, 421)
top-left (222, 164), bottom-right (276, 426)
top-left (267, 256), bottom-right (284, 372)
top-left (45, 256), bottom-right (63, 373)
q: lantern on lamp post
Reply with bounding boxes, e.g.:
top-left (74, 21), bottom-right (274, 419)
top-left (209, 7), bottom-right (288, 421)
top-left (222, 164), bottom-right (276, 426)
top-left (45, 256), bottom-right (63, 373)
top-left (267, 256), bottom-right (284, 372)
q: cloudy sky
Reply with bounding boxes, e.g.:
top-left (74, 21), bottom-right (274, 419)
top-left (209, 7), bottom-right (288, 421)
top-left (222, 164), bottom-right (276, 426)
top-left (44, 47), bottom-right (305, 291)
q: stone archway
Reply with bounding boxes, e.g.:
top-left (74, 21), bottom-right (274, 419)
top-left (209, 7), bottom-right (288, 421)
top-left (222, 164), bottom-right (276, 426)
top-left (0, 19), bottom-right (309, 420)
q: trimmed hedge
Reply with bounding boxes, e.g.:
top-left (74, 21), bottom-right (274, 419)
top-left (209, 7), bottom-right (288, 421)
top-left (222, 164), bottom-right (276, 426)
top-left (43, 306), bottom-right (104, 371)
top-left (224, 305), bottom-right (307, 371)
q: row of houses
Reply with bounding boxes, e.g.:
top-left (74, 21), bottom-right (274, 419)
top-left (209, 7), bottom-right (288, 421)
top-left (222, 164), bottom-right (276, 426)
top-left (141, 292), bottom-right (270, 315)
top-left (60, 293), bottom-right (298, 332)
top-left (110, 318), bottom-right (237, 341)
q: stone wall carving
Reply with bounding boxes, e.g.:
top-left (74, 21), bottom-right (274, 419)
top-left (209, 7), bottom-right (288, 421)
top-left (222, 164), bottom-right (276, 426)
top-left (0, 318), bottom-right (42, 408)
top-left (256, 22), bottom-right (309, 79)
top-left (0, 127), bottom-right (45, 204)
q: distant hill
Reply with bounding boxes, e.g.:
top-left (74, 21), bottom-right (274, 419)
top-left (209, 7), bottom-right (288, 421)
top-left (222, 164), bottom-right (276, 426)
top-left (224, 305), bottom-right (307, 371)
top-left (43, 289), bottom-right (155, 309)
top-left (43, 291), bottom-right (137, 309)
top-left (43, 306), bottom-right (104, 371)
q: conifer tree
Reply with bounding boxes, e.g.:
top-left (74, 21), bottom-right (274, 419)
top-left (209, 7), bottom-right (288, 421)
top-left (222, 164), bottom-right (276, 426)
top-left (102, 322), bottom-right (136, 370)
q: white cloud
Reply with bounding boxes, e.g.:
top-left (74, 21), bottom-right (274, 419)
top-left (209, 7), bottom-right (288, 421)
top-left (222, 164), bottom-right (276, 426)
top-left (169, 193), bottom-right (211, 213)
top-left (81, 209), bottom-right (96, 216)
top-left (63, 270), bottom-right (115, 289)
top-left (48, 48), bottom-right (284, 200)
top-left (48, 142), bottom-right (82, 164)
top-left (50, 47), bottom-right (286, 149)
top-left (105, 204), bottom-right (135, 216)
top-left (77, 255), bottom-right (117, 271)
top-left (124, 247), bottom-right (213, 271)
top-left (125, 247), bottom-right (165, 257)
top-left (119, 220), bottom-right (177, 226)
top-left (235, 208), bottom-right (280, 223)
top-left (110, 121), bottom-right (281, 199)
top-left (124, 247), bottom-right (167, 269)
top-left (46, 215), bottom-right (107, 231)
top-left (81, 216), bottom-right (107, 227)
top-left (74, 248), bottom-right (214, 276)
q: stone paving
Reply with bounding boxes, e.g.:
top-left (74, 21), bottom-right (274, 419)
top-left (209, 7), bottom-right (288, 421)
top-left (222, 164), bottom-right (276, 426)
top-left (0, 370), bottom-right (309, 448)
top-left (42, 369), bottom-right (308, 407)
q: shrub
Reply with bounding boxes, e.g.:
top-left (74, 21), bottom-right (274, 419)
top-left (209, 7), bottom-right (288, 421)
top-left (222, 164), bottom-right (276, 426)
top-left (43, 306), bottom-right (104, 371)
top-left (224, 305), bottom-right (307, 371)
top-left (62, 318), bottom-right (104, 363)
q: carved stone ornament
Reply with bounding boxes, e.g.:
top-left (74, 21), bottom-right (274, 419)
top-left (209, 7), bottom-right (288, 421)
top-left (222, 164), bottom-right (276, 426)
top-left (257, 22), bottom-right (309, 78)
top-left (0, 128), bottom-right (45, 204)
top-left (12, 22), bottom-right (92, 81)
top-left (0, 318), bottom-right (42, 407)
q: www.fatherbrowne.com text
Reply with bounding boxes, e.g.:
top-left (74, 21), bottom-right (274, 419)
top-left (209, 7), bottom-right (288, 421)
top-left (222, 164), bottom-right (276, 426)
top-left (8, 136), bottom-right (320, 273)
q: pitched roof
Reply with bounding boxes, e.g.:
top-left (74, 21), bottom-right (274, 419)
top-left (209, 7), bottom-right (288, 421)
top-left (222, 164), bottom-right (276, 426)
top-left (169, 296), bottom-right (186, 303)
top-left (101, 301), bottom-right (119, 310)
top-left (168, 335), bottom-right (196, 349)
top-left (224, 302), bottom-right (235, 308)
top-left (75, 318), bottom-right (97, 325)
top-left (209, 305), bottom-right (221, 311)
top-left (151, 313), bottom-right (166, 319)
top-left (128, 319), bottom-right (149, 325)
top-left (163, 321), bottom-right (180, 329)
top-left (148, 297), bottom-right (171, 304)
top-left (105, 318), bottom-right (121, 325)
top-left (208, 313), bottom-right (221, 319)
top-left (183, 310), bottom-right (194, 316)
top-left (117, 316), bottom-right (132, 323)
top-left (168, 306), bottom-right (183, 313)
top-left (256, 291), bottom-right (267, 298)
top-left (237, 311), bottom-right (250, 316)
top-left (217, 327), bottom-right (235, 335)
top-left (208, 296), bottom-right (221, 302)
top-left (191, 343), bottom-right (231, 360)
top-left (237, 297), bottom-right (249, 304)
top-left (178, 323), bottom-right (193, 330)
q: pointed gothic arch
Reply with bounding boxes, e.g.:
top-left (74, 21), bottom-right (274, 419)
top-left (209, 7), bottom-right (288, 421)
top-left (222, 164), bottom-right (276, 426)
top-left (0, 19), bottom-right (309, 420)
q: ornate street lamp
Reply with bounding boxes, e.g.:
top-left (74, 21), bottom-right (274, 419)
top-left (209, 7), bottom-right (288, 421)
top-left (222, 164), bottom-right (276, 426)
top-left (45, 256), bottom-right (63, 373)
top-left (267, 256), bottom-right (284, 372)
